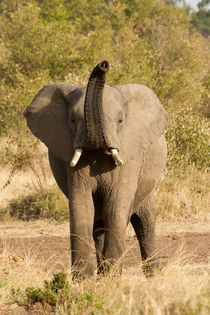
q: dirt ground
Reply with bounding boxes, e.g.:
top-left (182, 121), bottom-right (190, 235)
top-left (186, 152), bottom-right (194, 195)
top-left (0, 221), bottom-right (209, 315)
top-left (0, 222), bottom-right (209, 272)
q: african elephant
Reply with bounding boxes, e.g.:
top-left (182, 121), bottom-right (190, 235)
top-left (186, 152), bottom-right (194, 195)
top-left (24, 61), bottom-right (168, 277)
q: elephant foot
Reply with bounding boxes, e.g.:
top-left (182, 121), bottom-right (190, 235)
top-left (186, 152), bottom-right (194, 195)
top-left (71, 261), bottom-right (95, 280)
top-left (142, 259), bottom-right (160, 278)
top-left (97, 258), bottom-right (123, 276)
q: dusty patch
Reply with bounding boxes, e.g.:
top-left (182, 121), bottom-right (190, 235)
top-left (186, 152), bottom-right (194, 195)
top-left (0, 225), bottom-right (209, 272)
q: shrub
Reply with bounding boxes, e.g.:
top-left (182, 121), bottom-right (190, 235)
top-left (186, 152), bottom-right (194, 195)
top-left (26, 272), bottom-right (69, 306)
top-left (166, 109), bottom-right (209, 169)
top-left (25, 272), bottom-right (103, 312)
top-left (0, 186), bottom-right (69, 221)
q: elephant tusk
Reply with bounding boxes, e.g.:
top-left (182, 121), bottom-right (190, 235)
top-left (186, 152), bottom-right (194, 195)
top-left (110, 149), bottom-right (123, 166)
top-left (70, 148), bottom-right (83, 167)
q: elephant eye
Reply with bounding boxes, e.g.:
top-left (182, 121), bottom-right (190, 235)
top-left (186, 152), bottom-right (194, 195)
top-left (118, 119), bottom-right (123, 123)
top-left (71, 118), bottom-right (76, 123)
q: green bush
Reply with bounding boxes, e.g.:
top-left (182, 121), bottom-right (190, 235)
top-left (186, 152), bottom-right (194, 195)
top-left (0, 186), bottom-right (69, 221)
top-left (25, 272), bottom-right (103, 312)
top-left (166, 109), bottom-right (209, 169)
top-left (26, 272), bottom-right (69, 306)
top-left (191, 5), bottom-right (210, 37)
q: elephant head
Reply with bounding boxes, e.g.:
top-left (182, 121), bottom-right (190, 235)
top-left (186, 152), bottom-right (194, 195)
top-left (24, 61), bottom-right (168, 170)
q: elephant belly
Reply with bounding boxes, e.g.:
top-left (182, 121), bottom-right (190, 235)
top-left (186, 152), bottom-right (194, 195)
top-left (133, 135), bottom-right (167, 206)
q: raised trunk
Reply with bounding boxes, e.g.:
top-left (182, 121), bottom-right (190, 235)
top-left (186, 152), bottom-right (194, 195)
top-left (84, 60), bottom-right (109, 149)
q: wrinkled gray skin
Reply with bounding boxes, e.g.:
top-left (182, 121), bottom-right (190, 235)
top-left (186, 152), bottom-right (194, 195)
top-left (24, 62), bottom-right (168, 277)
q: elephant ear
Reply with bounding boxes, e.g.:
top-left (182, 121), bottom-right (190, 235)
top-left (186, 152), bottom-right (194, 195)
top-left (115, 84), bottom-right (168, 161)
top-left (24, 83), bottom-right (80, 162)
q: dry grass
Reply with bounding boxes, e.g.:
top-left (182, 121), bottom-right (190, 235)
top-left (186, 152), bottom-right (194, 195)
top-left (0, 244), bottom-right (209, 314)
top-left (0, 142), bottom-right (55, 209)
top-left (1, 159), bottom-right (209, 225)
top-left (156, 166), bottom-right (209, 221)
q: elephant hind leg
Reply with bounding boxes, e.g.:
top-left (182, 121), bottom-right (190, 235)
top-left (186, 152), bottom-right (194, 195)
top-left (130, 191), bottom-right (157, 277)
top-left (93, 219), bottom-right (105, 274)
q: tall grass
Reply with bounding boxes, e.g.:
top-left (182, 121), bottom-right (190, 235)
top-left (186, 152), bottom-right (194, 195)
top-left (156, 166), bottom-right (210, 221)
top-left (0, 185), bottom-right (68, 222)
top-left (0, 244), bottom-right (209, 314)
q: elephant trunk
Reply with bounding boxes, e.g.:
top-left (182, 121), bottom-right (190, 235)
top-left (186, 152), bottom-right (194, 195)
top-left (70, 61), bottom-right (124, 167)
top-left (84, 60), bottom-right (109, 149)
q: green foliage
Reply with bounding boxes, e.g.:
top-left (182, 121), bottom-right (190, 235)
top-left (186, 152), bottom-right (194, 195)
top-left (25, 272), bottom-right (103, 312)
top-left (75, 292), bottom-right (103, 311)
top-left (198, 0), bottom-right (210, 9)
top-left (166, 109), bottom-right (209, 169)
top-left (47, 272), bottom-right (68, 294)
top-left (0, 186), bottom-right (69, 221)
top-left (26, 287), bottom-right (47, 305)
top-left (26, 272), bottom-right (68, 306)
top-left (191, 7), bottom-right (210, 37)
top-left (10, 285), bottom-right (25, 300)
top-left (0, 0), bottom-right (209, 170)
top-left (201, 74), bottom-right (210, 117)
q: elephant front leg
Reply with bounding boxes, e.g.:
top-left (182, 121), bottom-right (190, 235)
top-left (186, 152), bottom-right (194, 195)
top-left (102, 218), bottom-right (127, 274)
top-left (130, 191), bottom-right (157, 277)
top-left (101, 166), bottom-right (141, 274)
top-left (94, 217), bottom-right (126, 275)
top-left (101, 191), bottom-right (134, 274)
top-left (69, 186), bottom-right (95, 278)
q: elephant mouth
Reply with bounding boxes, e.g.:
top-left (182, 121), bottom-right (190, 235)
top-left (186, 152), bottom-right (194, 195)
top-left (70, 147), bottom-right (123, 167)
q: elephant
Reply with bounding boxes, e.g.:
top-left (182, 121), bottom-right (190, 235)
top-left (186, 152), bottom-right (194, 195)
top-left (24, 61), bottom-right (168, 277)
